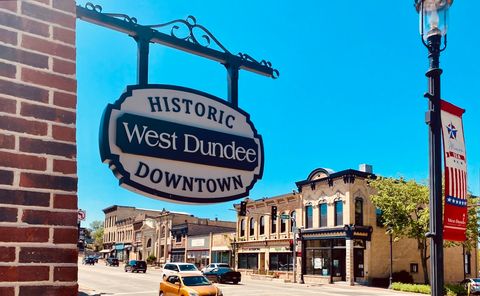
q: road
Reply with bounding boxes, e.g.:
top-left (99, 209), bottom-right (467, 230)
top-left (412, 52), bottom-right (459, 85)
top-left (79, 259), bottom-right (416, 296)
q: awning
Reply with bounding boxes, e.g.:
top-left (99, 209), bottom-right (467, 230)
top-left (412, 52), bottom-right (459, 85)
top-left (99, 249), bottom-right (113, 253)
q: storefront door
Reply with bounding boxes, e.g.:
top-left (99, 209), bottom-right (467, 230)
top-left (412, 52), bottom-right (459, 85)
top-left (354, 248), bottom-right (364, 279)
top-left (332, 249), bottom-right (345, 281)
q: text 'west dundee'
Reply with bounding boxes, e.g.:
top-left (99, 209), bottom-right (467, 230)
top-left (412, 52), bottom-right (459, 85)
top-left (100, 85), bottom-right (264, 204)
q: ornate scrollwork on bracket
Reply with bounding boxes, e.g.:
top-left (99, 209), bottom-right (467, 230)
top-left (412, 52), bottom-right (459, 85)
top-left (238, 53), bottom-right (279, 78)
top-left (146, 16), bottom-right (229, 53)
top-left (85, 2), bottom-right (138, 23)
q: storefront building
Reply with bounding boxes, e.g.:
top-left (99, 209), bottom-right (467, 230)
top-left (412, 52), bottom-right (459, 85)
top-left (235, 193), bottom-right (299, 278)
top-left (234, 165), bottom-right (477, 285)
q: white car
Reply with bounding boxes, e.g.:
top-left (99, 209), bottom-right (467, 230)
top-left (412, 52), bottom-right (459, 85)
top-left (161, 263), bottom-right (202, 279)
top-left (201, 263), bottom-right (230, 273)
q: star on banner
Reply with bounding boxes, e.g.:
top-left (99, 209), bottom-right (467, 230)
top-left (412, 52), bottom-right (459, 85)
top-left (447, 122), bottom-right (457, 140)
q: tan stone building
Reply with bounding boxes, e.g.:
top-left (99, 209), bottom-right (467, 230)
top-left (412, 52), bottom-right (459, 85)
top-left (234, 166), bottom-right (477, 285)
top-left (234, 193), bottom-right (300, 278)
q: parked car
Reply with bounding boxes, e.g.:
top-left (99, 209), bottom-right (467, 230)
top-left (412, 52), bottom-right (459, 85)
top-left (124, 260), bottom-right (147, 273)
top-left (202, 267), bottom-right (241, 284)
top-left (161, 263), bottom-right (201, 279)
top-left (159, 273), bottom-right (223, 296)
top-left (200, 263), bottom-right (230, 273)
top-left (106, 257), bottom-right (119, 266)
top-left (82, 256), bottom-right (96, 265)
top-left (461, 278), bottom-right (480, 295)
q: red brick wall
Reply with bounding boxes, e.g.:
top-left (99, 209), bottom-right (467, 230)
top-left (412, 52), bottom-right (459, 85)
top-left (0, 1), bottom-right (78, 295)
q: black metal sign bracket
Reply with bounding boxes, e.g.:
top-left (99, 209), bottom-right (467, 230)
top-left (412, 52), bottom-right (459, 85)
top-left (76, 2), bottom-right (279, 107)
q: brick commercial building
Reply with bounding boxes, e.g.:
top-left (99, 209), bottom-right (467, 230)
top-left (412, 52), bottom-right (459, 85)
top-left (0, 1), bottom-right (78, 295)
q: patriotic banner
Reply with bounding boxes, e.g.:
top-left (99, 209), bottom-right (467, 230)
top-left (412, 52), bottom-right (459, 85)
top-left (441, 100), bottom-right (467, 242)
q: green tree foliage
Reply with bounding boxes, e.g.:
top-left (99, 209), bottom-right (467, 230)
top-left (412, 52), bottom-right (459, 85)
top-left (89, 220), bottom-right (104, 251)
top-left (369, 177), bottom-right (478, 284)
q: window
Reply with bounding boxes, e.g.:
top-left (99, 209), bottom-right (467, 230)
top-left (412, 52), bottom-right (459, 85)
top-left (240, 219), bottom-right (245, 237)
top-left (319, 203), bottom-right (327, 227)
top-left (355, 198), bottom-right (363, 226)
top-left (280, 213), bottom-right (287, 233)
top-left (147, 238), bottom-right (152, 248)
top-left (271, 216), bottom-right (277, 234)
top-left (269, 253), bottom-right (293, 271)
top-left (259, 216), bottom-right (265, 235)
top-left (161, 226), bottom-right (166, 238)
top-left (238, 253), bottom-right (258, 269)
top-left (410, 263), bottom-right (418, 273)
top-left (376, 208), bottom-right (384, 227)
top-left (249, 217), bottom-right (255, 236)
top-left (175, 234), bottom-right (182, 242)
top-left (465, 251), bottom-right (472, 275)
top-left (290, 211), bottom-right (296, 232)
top-left (334, 201), bottom-right (343, 226)
top-left (305, 205), bottom-right (313, 228)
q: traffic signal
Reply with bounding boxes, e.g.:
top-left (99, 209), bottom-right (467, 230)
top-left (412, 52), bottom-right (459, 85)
top-left (289, 239), bottom-right (294, 252)
top-left (239, 201), bottom-right (247, 216)
top-left (271, 205), bottom-right (277, 220)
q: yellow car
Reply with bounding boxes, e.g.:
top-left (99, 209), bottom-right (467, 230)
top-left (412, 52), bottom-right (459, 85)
top-left (159, 272), bottom-right (223, 296)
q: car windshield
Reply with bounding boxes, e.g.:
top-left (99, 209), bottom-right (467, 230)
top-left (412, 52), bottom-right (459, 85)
top-left (179, 265), bottom-right (198, 271)
top-left (182, 276), bottom-right (211, 286)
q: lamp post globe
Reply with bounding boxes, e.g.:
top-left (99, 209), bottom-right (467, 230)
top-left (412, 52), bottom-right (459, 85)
top-left (415, 0), bottom-right (452, 47)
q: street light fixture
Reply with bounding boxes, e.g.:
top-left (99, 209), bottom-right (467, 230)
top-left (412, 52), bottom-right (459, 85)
top-left (414, 1), bottom-right (453, 296)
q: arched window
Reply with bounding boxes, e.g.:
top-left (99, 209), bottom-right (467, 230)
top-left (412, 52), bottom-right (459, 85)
top-left (147, 238), bottom-right (152, 248)
top-left (240, 219), bottom-right (245, 237)
top-left (305, 205), bottom-right (313, 228)
top-left (161, 226), bottom-right (166, 238)
top-left (334, 200), bottom-right (343, 226)
top-left (355, 198), bottom-right (364, 226)
top-left (290, 211), bottom-right (296, 232)
top-left (259, 216), bottom-right (265, 235)
top-left (271, 216), bottom-right (277, 234)
top-left (319, 203), bottom-right (327, 227)
top-left (249, 217), bottom-right (255, 236)
top-left (280, 213), bottom-right (287, 233)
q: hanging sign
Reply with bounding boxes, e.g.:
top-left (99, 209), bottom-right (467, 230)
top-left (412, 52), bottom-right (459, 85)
top-left (100, 84), bottom-right (264, 204)
top-left (441, 100), bottom-right (467, 241)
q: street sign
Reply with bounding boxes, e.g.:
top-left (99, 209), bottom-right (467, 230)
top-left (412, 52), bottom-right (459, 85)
top-left (100, 85), bottom-right (264, 204)
top-left (280, 214), bottom-right (290, 220)
top-left (78, 209), bottom-right (86, 221)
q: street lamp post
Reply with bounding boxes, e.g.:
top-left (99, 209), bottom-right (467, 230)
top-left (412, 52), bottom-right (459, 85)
top-left (414, 1), bottom-right (452, 296)
top-left (388, 227), bottom-right (393, 288)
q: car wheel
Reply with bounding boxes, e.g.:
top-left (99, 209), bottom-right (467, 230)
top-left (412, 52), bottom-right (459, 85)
top-left (217, 276), bottom-right (222, 284)
top-left (233, 280), bottom-right (239, 284)
top-left (143, 270), bottom-right (146, 273)
top-left (159, 291), bottom-right (164, 296)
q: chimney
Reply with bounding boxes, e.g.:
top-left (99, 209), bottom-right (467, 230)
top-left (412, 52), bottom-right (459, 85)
top-left (359, 164), bottom-right (373, 173)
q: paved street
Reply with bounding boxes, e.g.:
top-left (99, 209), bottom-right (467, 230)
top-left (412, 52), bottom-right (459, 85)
top-left (79, 259), bottom-right (416, 296)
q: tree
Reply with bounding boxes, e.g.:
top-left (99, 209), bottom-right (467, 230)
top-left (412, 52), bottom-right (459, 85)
top-left (369, 177), bottom-right (478, 284)
top-left (89, 220), bottom-right (104, 251)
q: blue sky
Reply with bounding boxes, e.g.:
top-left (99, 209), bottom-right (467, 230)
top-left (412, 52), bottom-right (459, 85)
top-left (76, 1), bottom-right (480, 227)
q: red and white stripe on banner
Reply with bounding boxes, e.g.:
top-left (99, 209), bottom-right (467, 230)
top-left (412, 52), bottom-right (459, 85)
top-left (441, 100), bottom-right (467, 241)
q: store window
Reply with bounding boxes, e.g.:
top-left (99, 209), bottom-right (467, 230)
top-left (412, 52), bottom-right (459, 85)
top-left (305, 205), bottom-right (313, 228)
top-left (319, 203), bottom-right (327, 227)
top-left (238, 253), bottom-right (258, 269)
top-left (355, 198), bottom-right (363, 226)
top-left (259, 216), bottom-right (265, 235)
top-left (334, 201), bottom-right (343, 226)
top-left (269, 253), bottom-right (293, 271)
top-left (240, 219), bottom-right (245, 237)
top-left (305, 240), bottom-right (331, 276)
top-left (376, 208), bottom-right (384, 227)
top-left (249, 217), bottom-right (255, 236)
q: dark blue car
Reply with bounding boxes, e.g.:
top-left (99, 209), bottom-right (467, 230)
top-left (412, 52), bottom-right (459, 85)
top-left (202, 267), bottom-right (241, 284)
